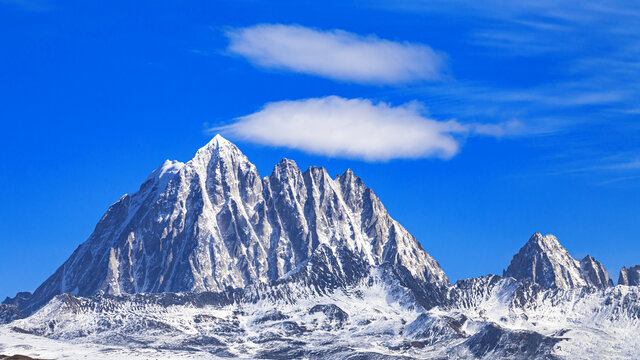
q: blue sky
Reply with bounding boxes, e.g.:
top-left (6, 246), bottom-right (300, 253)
top-left (1, 0), bottom-right (639, 299)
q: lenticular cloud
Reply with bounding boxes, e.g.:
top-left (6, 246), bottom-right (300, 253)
top-left (226, 24), bottom-right (446, 85)
top-left (217, 96), bottom-right (460, 161)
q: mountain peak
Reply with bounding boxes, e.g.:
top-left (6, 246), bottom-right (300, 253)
top-left (211, 133), bottom-right (232, 146)
top-left (619, 265), bottom-right (640, 286)
top-left (504, 233), bottom-right (612, 289)
top-left (504, 233), bottom-right (588, 289)
top-left (189, 134), bottom-right (250, 171)
top-left (147, 159), bottom-right (184, 183)
top-left (336, 168), bottom-right (359, 182)
top-left (273, 158), bottom-right (299, 173)
top-left (21, 136), bottom-right (448, 314)
top-left (197, 134), bottom-right (239, 154)
top-left (269, 159), bottom-right (303, 187)
top-left (579, 254), bottom-right (613, 288)
top-left (526, 232), bottom-right (559, 248)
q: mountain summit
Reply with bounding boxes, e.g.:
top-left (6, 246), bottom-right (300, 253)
top-left (619, 265), bottom-right (640, 286)
top-left (20, 135), bottom-right (448, 314)
top-left (504, 232), bottom-right (612, 289)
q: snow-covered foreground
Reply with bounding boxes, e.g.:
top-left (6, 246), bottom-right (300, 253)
top-left (0, 327), bottom-right (220, 360)
top-left (2, 274), bottom-right (639, 359)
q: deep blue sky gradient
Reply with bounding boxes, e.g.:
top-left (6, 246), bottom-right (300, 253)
top-left (1, 0), bottom-right (639, 299)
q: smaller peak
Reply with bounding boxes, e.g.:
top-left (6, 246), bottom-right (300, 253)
top-left (581, 254), bottom-right (595, 262)
top-left (579, 254), bottom-right (613, 288)
top-left (505, 232), bottom-right (586, 289)
top-left (161, 159), bottom-right (183, 168)
top-left (141, 159), bottom-right (184, 195)
top-left (148, 159), bottom-right (184, 182)
top-left (276, 158), bottom-right (298, 167)
top-left (337, 168), bottom-right (363, 184)
top-left (305, 165), bottom-right (327, 173)
top-left (340, 168), bottom-right (356, 179)
top-left (306, 165), bottom-right (330, 176)
top-left (619, 265), bottom-right (640, 286)
top-left (271, 158), bottom-right (301, 178)
top-left (303, 166), bottom-right (331, 182)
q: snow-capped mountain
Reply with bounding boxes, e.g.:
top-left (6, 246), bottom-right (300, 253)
top-left (503, 232), bottom-right (612, 289)
top-left (16, 135), bottom-right (447, 316)
top-left (1, 136), bottom-right (638, 360)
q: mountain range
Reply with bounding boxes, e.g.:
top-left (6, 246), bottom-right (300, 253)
top-left (1, 135), bottom-right (638, 360)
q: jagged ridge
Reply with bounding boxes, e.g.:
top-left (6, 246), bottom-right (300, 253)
top-left (15, 135), bottom-right (448, 316)
top-left (503, 232), bottom-right (612, 290)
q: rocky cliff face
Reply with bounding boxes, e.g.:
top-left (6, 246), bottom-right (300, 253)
top-left (619, 265), bottom-right (640, 286)
top-left (503, 233), bottom-right (612, 289)
top-left (19, 135), bottom-right (448, 315)
top-left (579, 255), bottom-right (614, 288)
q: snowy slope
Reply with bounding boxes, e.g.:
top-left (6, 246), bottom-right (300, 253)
top-left (3, 272), bottom-right (639, 359)
top-left (1, 136), bottom-right (638, 360)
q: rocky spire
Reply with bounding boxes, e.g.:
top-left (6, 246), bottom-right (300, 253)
top-left (618, 265), bottom-right (640, 286)
top-left (579, 255), bottom-right (613, 288)
top-left (504, 233), bottom-right (610, 289)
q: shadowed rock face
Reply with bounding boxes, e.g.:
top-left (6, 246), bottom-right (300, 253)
top-left (0, 304), bottom-right (23, 324)
top-left (0, 355), bottom-right (46, 360)
top-left (619, 265), bottom-right (640, 286)
top-left (461, 324), bottom-right (562, 360)
top-left (12, 135), bottom-right (448, 316)
top-left (2, 292), bottom-right (32, 310)
top-left (504, 233), bottom-right (612, 290)
top-left (580, 255), bottom-right (614, 288)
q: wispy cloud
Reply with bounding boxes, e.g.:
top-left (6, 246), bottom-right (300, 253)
top-left (225, 24), bottom-right (446, 85)
top-left (214, 96), bottom-right (520, 161)
top-left (367, 0), bottom-right (640, 179)
top-left (540, 150), bottom-right (640, 186)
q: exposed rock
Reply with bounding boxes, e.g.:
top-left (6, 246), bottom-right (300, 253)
top-left (579, 255), bottom-right (613, 288)
top-left (455, 323), bottom-right (562, 360)
top-left (504, 233), bottom-right (609, 289)
top-left (309, 304), bottom-right (349, 324)
top-left (619, 265), bottom-right (640, 286)
top-left (0, 304), bottom-right (23, 324)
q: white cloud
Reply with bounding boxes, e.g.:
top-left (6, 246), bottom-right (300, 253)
top-left (216, 96), bottom-right (519, 161)
top-left (225, 24), bottom-right (446, 85)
